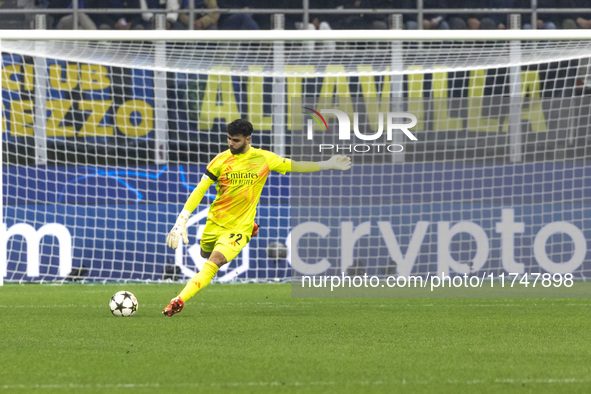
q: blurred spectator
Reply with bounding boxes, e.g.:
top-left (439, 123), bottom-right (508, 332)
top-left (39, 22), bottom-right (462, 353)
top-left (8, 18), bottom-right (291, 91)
top-left (272, 0), bottom-right (334, 32)
top-left (484, 0), bottom-right (520, 30)
top-left (562, 0), bottom-right (591, 29)
top-left (295, 0), bottom-right (335, 32)
top-left (2, 0), bottom-right (34, 29)
top-left (373, 0), bottom-right (418, 29)
top-left (99, 0), bottom-right (146, 30)
top-left (445, 1), bottom-right (468, 29)
top-left (46, 0), bottom-right (70, 28)
top-left (274, 0), bottom-right (304, 30)
top-left (331, 0), bottom-right (389, 30)
top-left (330, 0), bottom-right (419, 30)
top-left (55, 0), bottom-right (98, 29)
top-left (446, 0), bottom-right (497, 30)
top-left (217, 0), bottom-right (259, 30)
top-left (405, 0), bottom-right (449, 30)
top-left (54, 0), bottom-right (146, 30)
top-left (252, 0), bottom-right (297, 29)
top-left (297, 0), bottom-right (336, 51)
top-left (522, 0), bottom-right (558, 29)
top-left (178, 0), bottom-right (220, 30)
top-left (140, 0), bottom-right (181, 29)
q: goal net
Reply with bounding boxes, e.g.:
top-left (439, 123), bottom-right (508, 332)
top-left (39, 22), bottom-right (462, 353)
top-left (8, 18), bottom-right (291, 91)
top-left (1, 30), bottom-right (591, 284)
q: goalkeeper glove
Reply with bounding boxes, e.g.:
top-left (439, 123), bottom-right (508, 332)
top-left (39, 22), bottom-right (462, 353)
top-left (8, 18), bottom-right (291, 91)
top-left (252, 221), bottom-right (260, 237)
top-left (167, 209), bottom-right (190, 250)
top-left (318, 155), bottom-right (352, 171)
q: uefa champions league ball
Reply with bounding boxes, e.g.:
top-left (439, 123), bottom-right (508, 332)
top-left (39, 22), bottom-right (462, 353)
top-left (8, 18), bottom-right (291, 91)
top-left (109, 291), bottom-right (138, 317)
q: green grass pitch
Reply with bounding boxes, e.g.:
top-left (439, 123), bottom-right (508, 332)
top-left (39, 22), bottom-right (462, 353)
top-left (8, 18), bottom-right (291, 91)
top-left (1, 283), bottom-right (591, 393)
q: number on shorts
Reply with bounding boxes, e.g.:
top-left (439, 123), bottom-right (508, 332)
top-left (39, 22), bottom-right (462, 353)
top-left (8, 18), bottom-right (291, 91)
top-left (229, 233), bottom-right (243, 245)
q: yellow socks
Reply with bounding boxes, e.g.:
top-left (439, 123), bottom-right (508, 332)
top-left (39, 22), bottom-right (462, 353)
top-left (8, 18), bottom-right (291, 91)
top-left (178, 261), bottom-right (220, 302)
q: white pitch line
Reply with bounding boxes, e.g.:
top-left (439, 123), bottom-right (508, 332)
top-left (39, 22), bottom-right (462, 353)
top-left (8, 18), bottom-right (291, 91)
top-left (494, 378), bottom-right (591, 384)
top-left (0, 381), bottom-right (339, 391)
top-left (2, 378), bottom-right (590, 391)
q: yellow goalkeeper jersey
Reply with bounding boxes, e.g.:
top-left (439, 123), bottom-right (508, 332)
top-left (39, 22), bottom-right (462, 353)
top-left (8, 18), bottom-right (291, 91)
top-left (204, 147), bottom-right (291, 234)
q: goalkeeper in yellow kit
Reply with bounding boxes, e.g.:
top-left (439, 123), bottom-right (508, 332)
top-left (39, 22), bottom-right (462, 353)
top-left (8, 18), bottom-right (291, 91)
top-left (163, 119), bottom-right (351, 316)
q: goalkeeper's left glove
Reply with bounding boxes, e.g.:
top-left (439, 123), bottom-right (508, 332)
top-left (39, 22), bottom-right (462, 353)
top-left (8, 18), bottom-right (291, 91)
top-left (318, 155), bottom-right (352, 171)
top-left (167, 209), bottom-right (190, 250)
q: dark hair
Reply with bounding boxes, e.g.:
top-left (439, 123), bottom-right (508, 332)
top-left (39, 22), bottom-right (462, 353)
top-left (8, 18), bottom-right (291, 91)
top-left (227, 119), bottom-right (253, 137)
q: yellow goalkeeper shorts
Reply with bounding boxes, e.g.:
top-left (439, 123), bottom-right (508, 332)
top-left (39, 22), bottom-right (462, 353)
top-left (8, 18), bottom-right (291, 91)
top-left (200, 220), bottom-right (251, 262)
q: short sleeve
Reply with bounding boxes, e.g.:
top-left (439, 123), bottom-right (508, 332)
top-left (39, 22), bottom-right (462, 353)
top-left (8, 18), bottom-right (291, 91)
top-left (205, 152), bottom-right (226, 181)
top-left (265, 151), bottom-right (292, 174)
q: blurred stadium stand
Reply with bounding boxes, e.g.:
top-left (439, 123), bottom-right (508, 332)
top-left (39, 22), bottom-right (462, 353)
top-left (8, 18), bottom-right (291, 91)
top-left (1, 2), bottom-right (590, 31)
top-left (0, 0), bottom-right (36, 29)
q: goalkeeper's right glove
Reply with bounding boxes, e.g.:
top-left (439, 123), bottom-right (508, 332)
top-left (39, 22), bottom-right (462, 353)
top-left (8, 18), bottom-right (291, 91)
top-left (318, 155), bottom-right (352, 171)
top-left (252, 221), bottom-right (260, 237)
top-left (166, 209), bottom-right (190, 250)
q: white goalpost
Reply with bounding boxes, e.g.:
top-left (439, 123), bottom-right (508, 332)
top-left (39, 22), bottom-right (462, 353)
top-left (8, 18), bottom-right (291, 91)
top-left (1, 29), bottom-right (591, 284)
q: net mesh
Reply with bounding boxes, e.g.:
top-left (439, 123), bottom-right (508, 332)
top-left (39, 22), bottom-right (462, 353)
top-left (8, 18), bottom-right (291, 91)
top-left (2, 36), bottom-right (590, 283)
top-left (3, 39), bottom-right (591, 75)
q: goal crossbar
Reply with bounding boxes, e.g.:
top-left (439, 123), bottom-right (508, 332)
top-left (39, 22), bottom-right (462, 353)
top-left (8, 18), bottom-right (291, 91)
top-left (1, 29), bottom-right (591, 42)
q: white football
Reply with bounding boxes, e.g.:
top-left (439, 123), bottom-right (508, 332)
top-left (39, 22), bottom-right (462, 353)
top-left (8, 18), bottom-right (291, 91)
top-left (109, 291), bottom-right (138, 317)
